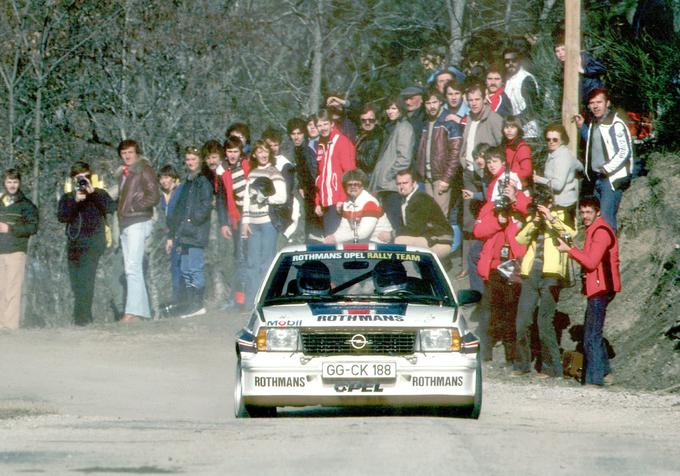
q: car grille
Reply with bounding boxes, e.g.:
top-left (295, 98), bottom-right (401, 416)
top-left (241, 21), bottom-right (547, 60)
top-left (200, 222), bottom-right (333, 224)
top-left (300, 331), bottom-right (416, 356)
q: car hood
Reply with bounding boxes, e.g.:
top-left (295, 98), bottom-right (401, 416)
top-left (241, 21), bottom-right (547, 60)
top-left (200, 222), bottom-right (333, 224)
top-left (260, 301), bottom-right (457, 329)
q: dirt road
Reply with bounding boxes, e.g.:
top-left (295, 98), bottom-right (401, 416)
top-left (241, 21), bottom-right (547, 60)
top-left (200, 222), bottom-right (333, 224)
top-left (1, 312), bottom-right (679, 475)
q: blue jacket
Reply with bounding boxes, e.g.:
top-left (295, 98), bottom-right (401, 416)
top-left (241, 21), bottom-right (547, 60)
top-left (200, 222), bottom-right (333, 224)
top-left (167, 174), bottom-right (212, 248)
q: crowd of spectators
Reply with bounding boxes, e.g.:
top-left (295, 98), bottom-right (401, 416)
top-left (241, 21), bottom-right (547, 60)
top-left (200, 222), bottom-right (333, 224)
top-left (1, 31), bottom-right (631, 387)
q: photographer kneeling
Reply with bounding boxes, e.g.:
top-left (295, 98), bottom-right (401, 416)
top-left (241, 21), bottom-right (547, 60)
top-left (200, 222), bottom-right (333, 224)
top-left (58, 162), bottom-right (115, 326)
top-left (512, 185), bottom-right (575, 378)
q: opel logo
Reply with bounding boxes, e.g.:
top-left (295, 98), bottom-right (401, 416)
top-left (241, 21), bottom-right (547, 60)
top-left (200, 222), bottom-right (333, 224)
top-left (349, 334), bottom-right (368, 350)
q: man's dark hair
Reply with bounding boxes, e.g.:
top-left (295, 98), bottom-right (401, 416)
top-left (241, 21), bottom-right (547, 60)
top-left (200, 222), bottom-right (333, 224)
top-left (486, 146), bottom-right (506, 163)
top-left (502, 46), bottom-right (523, 59)
top-left (226, 122), bottom-right (251, 144)
top-left (586, 87), bottom-right (610, 103)
top-left (544, 123), bottom-right (569, 145)
top-left (443, 79), bottom-right (465, 95)
top-left (503, 115), bottom-right (525, 139)
top-left (360, 103), bottom-right (380, 117)
top-left (579, 196), bottom-right (601, 212)
top-left (69, 161), bottom-right (91, 178)
top-left (223, 136), bottom-right (244, 151)
top-left (117, 139), bottom-right (140, 156)
top-left (262, 126), bottom-right (283, 144)
top-left (316, 109), bottom-right (335, 124)
top-left (485, 63), bottom-right (505, 78)
top-left (158, 164), bottom-right (179, 180)
top-left (306, 113), bottom-right (319, 125)
top-left (396, 169), bottom-right (414, 179)
top-left (424, 84), bottom-right (444, 102)
top-left (464, 82), bottom-right (485, 97)
top-left (287, 117), bottom-right (307, 135)
top-left (342, 169), bottom-right (368, 189)
top-left (3, 168), bottom-right (21, 182)
top-left (201, 139), bottom-right (224, 160)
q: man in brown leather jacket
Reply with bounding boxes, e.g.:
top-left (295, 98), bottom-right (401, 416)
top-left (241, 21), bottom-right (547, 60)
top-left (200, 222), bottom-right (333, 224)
top-left (116, 139), bottom-right (160, 322)
top-left (414, 85), bottom-right (463, 217)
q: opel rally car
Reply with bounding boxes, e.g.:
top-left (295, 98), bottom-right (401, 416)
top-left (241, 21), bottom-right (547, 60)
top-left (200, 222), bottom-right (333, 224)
top-left (234, 244), bottom-right (482, 418)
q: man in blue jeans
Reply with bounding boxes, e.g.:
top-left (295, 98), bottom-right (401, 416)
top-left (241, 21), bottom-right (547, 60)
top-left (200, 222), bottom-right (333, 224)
top-left (116, 140), bottom-right (160, 322)
top-left (557, 197), bottom-right (620, 386)
top-left (575, 88), bottom-right (634, 232)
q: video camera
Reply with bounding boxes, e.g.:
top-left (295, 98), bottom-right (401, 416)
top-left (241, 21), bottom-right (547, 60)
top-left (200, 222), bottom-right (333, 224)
top-left (76, 176), bottom-right (89, 192)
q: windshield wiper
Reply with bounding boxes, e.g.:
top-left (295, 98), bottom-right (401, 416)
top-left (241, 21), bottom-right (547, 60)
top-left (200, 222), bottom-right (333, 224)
top-left (263, 295), bottom-right (339, 305)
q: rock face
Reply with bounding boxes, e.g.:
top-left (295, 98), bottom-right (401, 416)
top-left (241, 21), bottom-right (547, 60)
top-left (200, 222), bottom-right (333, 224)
top-left (558, 152), bottom-right (680, 391)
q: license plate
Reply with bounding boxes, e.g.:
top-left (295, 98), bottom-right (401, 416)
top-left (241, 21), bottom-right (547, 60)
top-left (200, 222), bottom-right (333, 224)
top-left (322, 362), bottom-right (396, 380)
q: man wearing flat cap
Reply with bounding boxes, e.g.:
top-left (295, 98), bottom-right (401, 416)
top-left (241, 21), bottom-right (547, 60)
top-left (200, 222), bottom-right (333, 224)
top-left (400, 85), bottom-right (425, 157)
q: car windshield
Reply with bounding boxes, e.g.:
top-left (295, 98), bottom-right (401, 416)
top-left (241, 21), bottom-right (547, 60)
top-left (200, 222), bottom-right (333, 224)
top-left (262, 248), bottom-right (455, 306)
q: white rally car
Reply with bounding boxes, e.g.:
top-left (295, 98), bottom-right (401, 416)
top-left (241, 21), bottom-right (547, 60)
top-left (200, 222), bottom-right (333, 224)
top-left (234, 244), bottom-right (482, 418)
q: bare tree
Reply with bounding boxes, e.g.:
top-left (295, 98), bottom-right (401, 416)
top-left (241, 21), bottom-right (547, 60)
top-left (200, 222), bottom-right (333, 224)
top-left (445, 0), bottom-right (466, 65)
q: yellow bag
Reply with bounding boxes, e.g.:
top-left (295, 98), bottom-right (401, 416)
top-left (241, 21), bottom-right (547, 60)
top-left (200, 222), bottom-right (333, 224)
top-left (562, 351), bottom-right (584, 380)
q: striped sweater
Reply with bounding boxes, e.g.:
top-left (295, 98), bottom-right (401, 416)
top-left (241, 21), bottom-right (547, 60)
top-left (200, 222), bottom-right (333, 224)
top-left (242, 165), bottom-right (287, 225)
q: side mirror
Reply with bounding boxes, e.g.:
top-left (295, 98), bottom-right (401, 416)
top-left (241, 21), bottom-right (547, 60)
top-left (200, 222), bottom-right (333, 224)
top-left (457, 289), bottom-right (482, 306)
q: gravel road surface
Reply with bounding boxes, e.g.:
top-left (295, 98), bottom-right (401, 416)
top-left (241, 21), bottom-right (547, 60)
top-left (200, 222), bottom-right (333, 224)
top-left (1, 312), bottom-right (678, 475)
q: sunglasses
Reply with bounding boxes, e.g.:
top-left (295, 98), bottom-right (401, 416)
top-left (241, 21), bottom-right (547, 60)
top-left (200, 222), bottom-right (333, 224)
top-left (361, 118), bottom-right (376, 124)
top-left (345, 182), bottom-right (363, 188)
top-left (546, 138), bottom-right (561, 143)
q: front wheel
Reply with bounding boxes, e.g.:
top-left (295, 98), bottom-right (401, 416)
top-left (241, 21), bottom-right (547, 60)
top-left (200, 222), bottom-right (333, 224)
top-left (234, 360), bottom-right (278, 418)
top-left (462, 359), bottom-right (483, 419)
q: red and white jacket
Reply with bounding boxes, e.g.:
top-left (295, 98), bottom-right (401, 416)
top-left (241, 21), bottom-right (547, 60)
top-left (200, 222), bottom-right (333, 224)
top-left (333, 190), bottom-right (393, 244)
top-left (315, 128), bottom-right (356, 207)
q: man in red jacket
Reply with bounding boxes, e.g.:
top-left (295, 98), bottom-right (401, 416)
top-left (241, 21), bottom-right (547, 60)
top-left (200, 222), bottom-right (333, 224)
top-left (314, 109), bottom-right (357, 236)
top-left (558, 196), bottom-right (620, 386)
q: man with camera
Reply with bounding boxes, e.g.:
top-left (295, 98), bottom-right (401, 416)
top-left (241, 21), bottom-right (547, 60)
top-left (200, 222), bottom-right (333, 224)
top-left (0, 168), bottom-right (38, 330)
top-left (557, 196), bottom-right (620, 387)
top-left (58, 162), bottom-right (115, 326)
top-left (512, 185), bottom-right (575, 378)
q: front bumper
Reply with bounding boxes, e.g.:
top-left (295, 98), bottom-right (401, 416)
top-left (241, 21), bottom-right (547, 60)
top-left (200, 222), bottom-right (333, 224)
top-left (239, 352), bottom-right (479, 408)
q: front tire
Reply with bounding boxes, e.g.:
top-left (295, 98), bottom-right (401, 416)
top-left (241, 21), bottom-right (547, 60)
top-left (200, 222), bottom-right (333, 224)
top-left (462, 358), bottom-right (483, 419)
top-left (234, 360), bottom-right (278, 418)
top-left (234, 360), bottom-right (248, 418)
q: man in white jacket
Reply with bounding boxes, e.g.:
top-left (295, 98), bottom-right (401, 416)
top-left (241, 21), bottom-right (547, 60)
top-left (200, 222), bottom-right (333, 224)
top-left (575, 88), bottom-right (634, 232)
top-left (323, 169), bottom-right (392, 244)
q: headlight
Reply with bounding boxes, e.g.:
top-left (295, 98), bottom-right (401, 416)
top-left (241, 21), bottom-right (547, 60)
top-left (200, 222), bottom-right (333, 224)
top-left (420, 328), bottom-right (461, 351)
top-left (257, 328), bottom-right (299, 351)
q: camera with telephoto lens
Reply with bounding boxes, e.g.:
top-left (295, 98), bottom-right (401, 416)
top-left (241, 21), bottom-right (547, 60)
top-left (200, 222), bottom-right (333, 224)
top-left (527, 185), bottom-right (553, 216)
top-left (76, 176), bottom-right (89, 192)
top-left (493, 175), bottom-right (512, 212)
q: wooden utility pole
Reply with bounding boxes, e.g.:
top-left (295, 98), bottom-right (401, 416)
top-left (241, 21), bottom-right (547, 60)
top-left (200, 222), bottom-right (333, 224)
top-left (562, 0), bottom-right (581, 156)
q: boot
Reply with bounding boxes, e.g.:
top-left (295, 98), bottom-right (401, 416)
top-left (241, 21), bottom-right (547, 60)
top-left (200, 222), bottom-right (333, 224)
top-left (181, 287), bottom-right (206, 318)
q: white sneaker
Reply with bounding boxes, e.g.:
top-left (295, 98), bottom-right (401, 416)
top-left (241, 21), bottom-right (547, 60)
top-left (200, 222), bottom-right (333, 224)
top-left (181, 307), bottom-right (207, 319)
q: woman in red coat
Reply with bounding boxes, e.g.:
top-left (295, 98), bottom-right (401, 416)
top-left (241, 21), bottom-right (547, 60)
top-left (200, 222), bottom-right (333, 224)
top-left (503, 115), bottom-right (533, 188)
